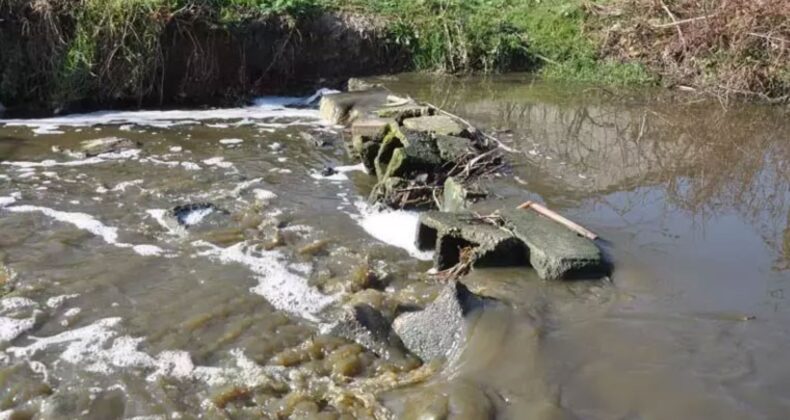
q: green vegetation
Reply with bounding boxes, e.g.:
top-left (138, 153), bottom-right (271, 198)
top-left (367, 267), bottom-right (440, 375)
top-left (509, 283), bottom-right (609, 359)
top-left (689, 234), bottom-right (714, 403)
top-left (1, 0), bottom-right (786, 111)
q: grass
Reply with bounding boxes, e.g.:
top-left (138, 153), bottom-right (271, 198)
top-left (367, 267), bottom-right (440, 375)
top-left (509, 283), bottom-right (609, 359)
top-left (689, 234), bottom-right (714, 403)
top-left (2, 0), bottom-right (786, 110)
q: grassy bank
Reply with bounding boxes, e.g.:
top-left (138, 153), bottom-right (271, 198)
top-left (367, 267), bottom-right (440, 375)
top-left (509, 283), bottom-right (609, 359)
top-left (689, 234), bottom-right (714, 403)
top-left (1, 0), bottom-right (787, 112)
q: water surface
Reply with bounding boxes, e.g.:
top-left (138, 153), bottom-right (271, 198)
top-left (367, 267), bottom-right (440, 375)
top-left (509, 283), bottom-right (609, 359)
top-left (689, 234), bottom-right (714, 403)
top-left (1, 75), bottom-right (788, 419)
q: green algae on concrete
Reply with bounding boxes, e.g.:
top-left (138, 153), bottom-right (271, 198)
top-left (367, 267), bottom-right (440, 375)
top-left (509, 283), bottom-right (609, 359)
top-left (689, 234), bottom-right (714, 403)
top-left (402, 115), bottom-right (468, 137)
top-left (500, 208), bottom-right (607, 280)
top-left (416, 211), bottom-right (527, 271)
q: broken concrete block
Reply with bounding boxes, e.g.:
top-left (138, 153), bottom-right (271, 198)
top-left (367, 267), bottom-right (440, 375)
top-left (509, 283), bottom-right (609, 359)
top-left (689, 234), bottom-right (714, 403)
top-left (324, 304), bottom-right (409, 361)
top-left (442, 177), bottom-right (468, 213)
top-left (417, 212), bottom-right (527, 271)
top-left (435, 134), bottom-right (475, 162)
top-left (350, 118), bottom-right (391, 156)
top-left (500, 208), bottom-right (606, 280)
top-left (402, 115), bottom-right (468, 137)
top-left (319, 88), bottom-right (391, 125)
top-left (374, 128), bottom-right (443, 181)
top-left (392, 282), bottom-right (488, 362)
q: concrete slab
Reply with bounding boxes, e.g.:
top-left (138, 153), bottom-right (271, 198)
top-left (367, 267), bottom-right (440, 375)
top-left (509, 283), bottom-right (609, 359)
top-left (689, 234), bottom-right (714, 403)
top-left (417, 211), bottom-right (527, 270)
top-left (500, 208), bottom-right (606, 280)
top-left (402, 115), bottom-right (468, 137)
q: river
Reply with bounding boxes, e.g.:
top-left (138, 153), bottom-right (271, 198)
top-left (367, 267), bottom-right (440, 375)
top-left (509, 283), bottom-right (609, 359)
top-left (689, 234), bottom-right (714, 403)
top-left (0, 74), bottom-right (788, 419)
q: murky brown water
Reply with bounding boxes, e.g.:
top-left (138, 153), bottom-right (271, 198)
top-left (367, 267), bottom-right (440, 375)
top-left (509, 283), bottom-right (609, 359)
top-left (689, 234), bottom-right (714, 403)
top-left (1, 75), bottom-right (788, 419)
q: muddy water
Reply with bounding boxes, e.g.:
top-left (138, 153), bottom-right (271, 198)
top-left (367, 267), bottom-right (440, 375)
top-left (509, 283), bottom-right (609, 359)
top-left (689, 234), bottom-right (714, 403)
top-left (0, 76), bottom-right (788, 419)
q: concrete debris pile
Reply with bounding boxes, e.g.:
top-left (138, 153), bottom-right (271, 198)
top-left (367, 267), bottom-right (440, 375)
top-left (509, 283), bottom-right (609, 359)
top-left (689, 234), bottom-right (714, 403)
top-left (316, 83), bottom-right (612, 363)
top-left (320, 87), bottom-right (503, 210)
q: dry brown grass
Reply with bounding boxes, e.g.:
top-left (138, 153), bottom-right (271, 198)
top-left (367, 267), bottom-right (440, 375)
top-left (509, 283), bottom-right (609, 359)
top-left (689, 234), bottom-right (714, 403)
top-left (594, 0), bottom-right (790, 103)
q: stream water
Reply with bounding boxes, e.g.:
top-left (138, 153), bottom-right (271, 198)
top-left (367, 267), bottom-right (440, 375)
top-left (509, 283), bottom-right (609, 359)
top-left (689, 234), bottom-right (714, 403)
top-left (0, 74), bottom-right (788, 419)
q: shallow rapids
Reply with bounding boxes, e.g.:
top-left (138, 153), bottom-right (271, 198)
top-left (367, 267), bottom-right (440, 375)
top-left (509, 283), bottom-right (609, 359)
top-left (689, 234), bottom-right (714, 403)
top-left (1, 76), bottom-right (789, 419)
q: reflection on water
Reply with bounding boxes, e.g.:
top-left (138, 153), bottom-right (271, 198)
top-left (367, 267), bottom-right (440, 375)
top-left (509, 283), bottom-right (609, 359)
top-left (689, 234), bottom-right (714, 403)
top-left (0, 76), bottom-right (788, 419)
top-left (374, 74), bottom-right (790, 419)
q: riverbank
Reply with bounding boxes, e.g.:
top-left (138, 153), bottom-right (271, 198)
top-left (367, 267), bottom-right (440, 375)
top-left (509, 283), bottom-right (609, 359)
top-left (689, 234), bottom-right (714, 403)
top-left (1, 0), bottom-right (788, 114)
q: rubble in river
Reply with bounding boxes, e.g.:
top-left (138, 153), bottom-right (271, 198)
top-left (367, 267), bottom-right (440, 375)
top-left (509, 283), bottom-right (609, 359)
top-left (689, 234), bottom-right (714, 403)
top-left (321, 87), bottom-right (503, 210)
top-left (320, 85), bottom-right (608, 281)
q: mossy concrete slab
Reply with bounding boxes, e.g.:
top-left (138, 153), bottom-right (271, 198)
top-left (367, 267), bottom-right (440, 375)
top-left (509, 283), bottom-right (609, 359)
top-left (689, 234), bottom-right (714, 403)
top-left (402, 115), bottom-right (468, 137)
top-left (500, 208), bottom-right (606, 280)
top-left (417, 211), bottom-right (527, 271)
top-left (350, 117), bottom-right (392, 157)
top-left (374, 128), bottom-right (442, 181)
top-left (435, 134), bottom-right (475, 162)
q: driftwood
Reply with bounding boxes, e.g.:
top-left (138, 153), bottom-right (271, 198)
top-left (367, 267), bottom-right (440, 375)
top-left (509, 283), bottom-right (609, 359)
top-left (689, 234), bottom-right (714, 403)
top-left (517, 201), bottom-right (599, 241)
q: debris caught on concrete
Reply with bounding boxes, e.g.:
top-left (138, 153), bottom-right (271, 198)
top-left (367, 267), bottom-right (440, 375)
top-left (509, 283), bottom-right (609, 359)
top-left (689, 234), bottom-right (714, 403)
top-left (321, 83), bottom-right (610, 282)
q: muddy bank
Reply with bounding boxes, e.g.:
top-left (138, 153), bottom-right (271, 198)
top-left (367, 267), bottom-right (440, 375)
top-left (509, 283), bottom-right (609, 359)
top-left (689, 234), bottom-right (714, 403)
top-left (0, 4), bottom-right (407, 115)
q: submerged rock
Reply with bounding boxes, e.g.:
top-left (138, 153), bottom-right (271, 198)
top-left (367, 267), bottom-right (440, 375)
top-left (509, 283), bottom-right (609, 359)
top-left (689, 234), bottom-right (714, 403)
top-left (324, 304), bottom-right (410, 361)
top-left (417, 212), bottom-right (527, 271)
top-left (80, 137), bottom-right (139, 157)
top-left (500, 208), bottom-right (607, 280)
top-left (392, 282), bottom-right (489, 362)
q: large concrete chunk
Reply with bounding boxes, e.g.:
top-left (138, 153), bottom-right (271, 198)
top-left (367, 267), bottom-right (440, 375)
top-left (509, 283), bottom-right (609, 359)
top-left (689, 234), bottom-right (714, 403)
top-left (393, 282), bottom-right (488, 362)
top-left (324, 304), bottom-right (409, 361)
top-left (435, 134), bottom-right (475, 162)
top-left (402, 115), bottom-right (468, 137)
top-left (319, 88), bottom-right (391, 125)
top-left (374, 128), bottom-right (442, 180)
top-left (417, 212), bottom-right (527, 271)
top-left (500, 208), bottom-right (606, 280)
top-left (351, 118), bottom-right (391, 154)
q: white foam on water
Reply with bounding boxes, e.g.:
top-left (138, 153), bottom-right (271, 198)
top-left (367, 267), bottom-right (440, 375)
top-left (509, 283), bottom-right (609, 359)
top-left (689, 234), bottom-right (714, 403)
top-left (0, 90), bottom-right (330, 131)
top-left (111, 179), bottom-right (144, 192)
top-left (0, 193), bottom-right (19, 207)
top-left (4, 317), bottom-right (278, 389)
top-left (1, 149), bottom-right (140, 168)
top-left (219, 138), bottom-right (244, 145)
top-left (181, 207), bottom-right (214, 226)
top-left (309, 163), bottom-right (367, 181)
top-left (46, 294), bottom-right (80, 309)
top-left (5, 205), bottom-right (170, 258)
top-left (180, 161), bottom-right (201, 171)
top-left (132, 244), bottom-right (165, 257)
top-left (0, 297), bottom-right (39, 344)
top-left (202, 156), bottom-right (234, 169)
top-left (252, 189), bottom-right (277, 203)
top-left (7, 205), bottom-right (120, 243)
top-left (194, 241), bottom-right (335, 321)
top-left (351, 201), bottom-right (433, 261)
